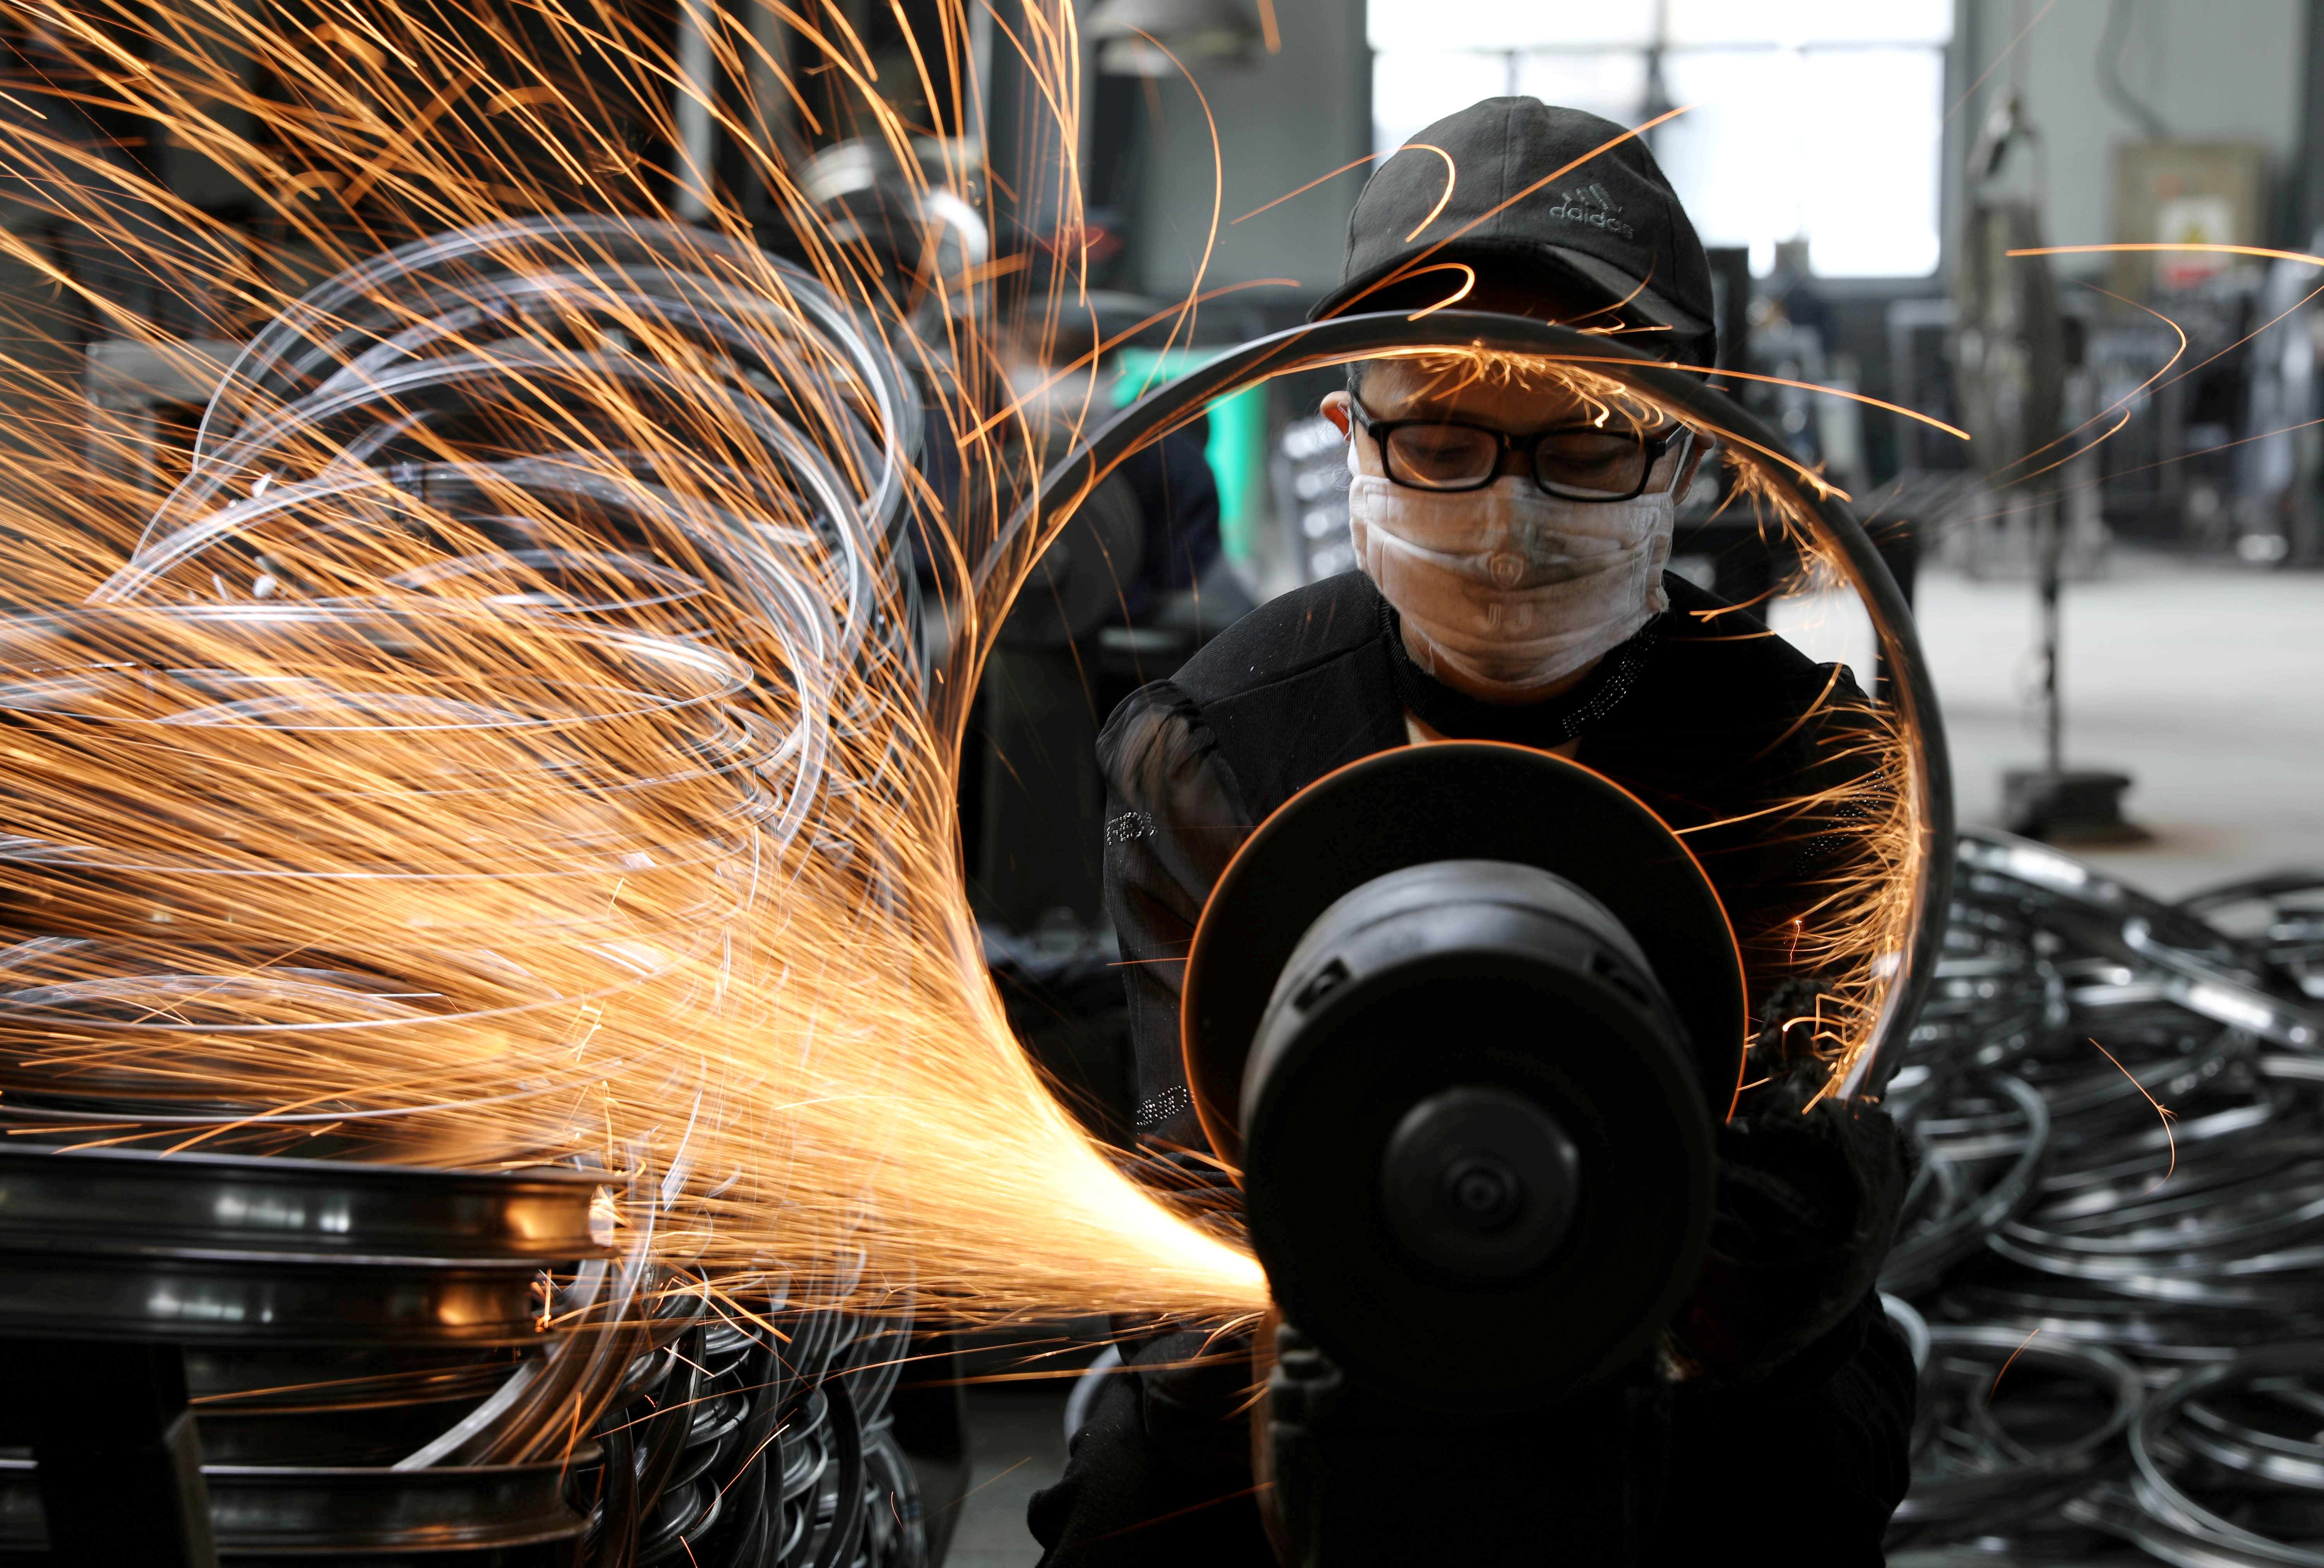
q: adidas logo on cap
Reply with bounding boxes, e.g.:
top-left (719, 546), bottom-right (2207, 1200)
top-left (1545, 183), bottom-right (1635, 240)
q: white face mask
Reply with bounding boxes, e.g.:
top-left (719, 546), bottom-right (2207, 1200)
top-left (1348, 473), bottom-right (1676, 699)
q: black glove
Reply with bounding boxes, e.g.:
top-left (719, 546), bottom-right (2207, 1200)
top-left (1668, 1063), bottom-right (1911, 1383)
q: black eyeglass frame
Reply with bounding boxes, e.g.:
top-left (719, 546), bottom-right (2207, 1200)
top-left (1349, 396), bottom-right (1696, 503)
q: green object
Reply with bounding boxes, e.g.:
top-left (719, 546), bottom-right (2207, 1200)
top-left (1110, 347), bottom-right (1268, 566)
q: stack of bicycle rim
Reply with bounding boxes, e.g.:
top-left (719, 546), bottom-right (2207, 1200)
top-left (0, 1142), bottom-right (626, 1561)
top-left (98, 218), bottom-right (930, 858)
top-left (0, 597), bottom-right (740, 1559)
top-left (1884, 831), bottom-right (2324, 1563)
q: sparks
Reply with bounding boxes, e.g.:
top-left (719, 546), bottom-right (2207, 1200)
top-left (2089, 1036), bottom-right (2179, 1193)
top-left (0, 0), bottom-right (1922, 1345)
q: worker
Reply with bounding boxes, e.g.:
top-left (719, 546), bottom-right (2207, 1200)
top-left (1029, 98), bottom-right (1915, 1565)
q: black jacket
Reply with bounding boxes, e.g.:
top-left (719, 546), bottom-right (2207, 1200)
top-left (1097, 568), bottom-right (1884, 1147)
top-left (1034, 570), bottom-right (1914, 1566)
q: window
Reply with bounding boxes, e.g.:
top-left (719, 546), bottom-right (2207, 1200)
top-left (1368, 0), bottom-right (1952, 278)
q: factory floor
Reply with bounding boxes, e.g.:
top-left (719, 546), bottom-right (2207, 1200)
top-left (1761, 545), bottom-right (2324, 895)
top-left (1911, 548), bottom-right (2324, 894)
top-left (947, 547), bottom-right (2324, 1566)
top-left (943, 1380), bottom-right (1076, 1566)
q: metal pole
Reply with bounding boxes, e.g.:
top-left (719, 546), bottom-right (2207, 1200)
top-left (2038, 493), bottom-right (2064, 776)
top-left (673, 0), bottom-right (718, 222)
top-left (969, 0), bottom-right (995, 159)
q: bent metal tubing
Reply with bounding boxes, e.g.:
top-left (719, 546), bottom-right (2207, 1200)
top-left (973, 311), bottom-right (1953, 1100)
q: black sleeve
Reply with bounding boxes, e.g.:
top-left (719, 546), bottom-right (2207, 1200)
top-left (1096, 681), bottom-right (1253, 1154)
top-left (1033, 1302), bottom-right (1914, 1568)
top-left (1650, 1292), bottom-right (1916, 1566)
top-left (1579, 578), bottom-right (1893, 1012)
top-left (1027, 1329), bottom-right (1274, 1568)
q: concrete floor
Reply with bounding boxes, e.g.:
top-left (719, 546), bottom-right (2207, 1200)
top-left (1912, 551), bottom-right (2324, 895)
top-left (1775, 548), bottom-right (2324, 896)
top-left (943, 1384), bottom-right (1072, 1568)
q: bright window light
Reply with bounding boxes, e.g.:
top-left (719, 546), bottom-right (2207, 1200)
top-left (1513, 53), bottom-right (1654, 132)
top-left (1372, 52), bottom-right (1514, 156)
top-left (1368, 2), bottom-right (1953, 279)
top-left (1367, 0), bottom-right (1656, 53)
top-left (1665, 0), bottom-right (1952, 47)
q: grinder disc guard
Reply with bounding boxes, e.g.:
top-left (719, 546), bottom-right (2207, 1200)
top-left (1184, 743), bottom-right (1749, 1409)
top-left (1184, 742), bottom-right (1747, 1161)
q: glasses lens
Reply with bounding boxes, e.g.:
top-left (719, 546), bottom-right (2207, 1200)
top-left (1536, 429), bottom-right (1650, 499)
top-left (1384, 424), bottom-right (1500, 490)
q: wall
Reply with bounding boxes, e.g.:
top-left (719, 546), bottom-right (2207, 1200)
top-left (1954, 0), bottom-right (2307, 277)
top-left (1128, 0), bottom-right (1370, 311)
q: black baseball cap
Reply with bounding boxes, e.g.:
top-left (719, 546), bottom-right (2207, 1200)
top-left (1311, 97), bottom-right (1716, 366)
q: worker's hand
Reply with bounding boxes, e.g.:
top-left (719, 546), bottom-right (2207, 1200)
top-left (1666, 1064), bottom-right (1911, 1384)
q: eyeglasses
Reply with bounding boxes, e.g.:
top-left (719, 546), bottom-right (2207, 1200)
top-left (1350, 397), bottom-right (1694, 503)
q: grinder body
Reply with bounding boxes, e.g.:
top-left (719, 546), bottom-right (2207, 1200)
top-left (1182, 744), bottom-right (1751, 1563)
top-left (1242, 858), bottom-right (1714, 1412)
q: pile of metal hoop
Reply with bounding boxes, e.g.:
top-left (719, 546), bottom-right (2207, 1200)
top-left (1886, 829), bottom-right (2324, 1565)
top-left (0, 1143), bottom-right (922, 1565)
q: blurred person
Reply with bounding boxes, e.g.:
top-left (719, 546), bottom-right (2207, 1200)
top-left (910, 301), bottom-right (1222, 619)
top-left (1012, 305), bottom-right (1226, 622)
top-left (1031, 99), bottom-right (1912, 1566)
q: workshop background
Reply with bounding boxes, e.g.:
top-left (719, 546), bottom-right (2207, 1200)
top-left (8, 0), bottom-right (2324, 1563)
